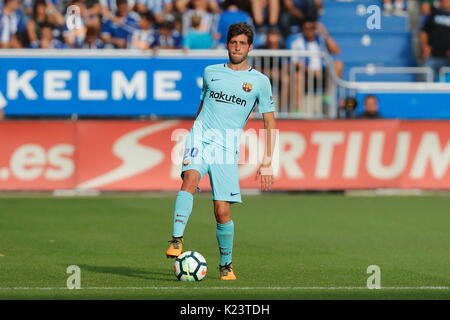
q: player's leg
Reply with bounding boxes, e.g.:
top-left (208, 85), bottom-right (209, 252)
top-left (213, 200), bottom-right (237, 280)
top-left (166, 134), bottom-right (207, 258)
top-left (209, 162), bottom-right (241, 279)
top-left (166, 169), bottom-right (201, 258)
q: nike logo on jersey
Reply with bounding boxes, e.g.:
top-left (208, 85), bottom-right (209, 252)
top-left (230, 192), bottom-right (240, 196)
top-left (211, 78), bottom-right (221, 82)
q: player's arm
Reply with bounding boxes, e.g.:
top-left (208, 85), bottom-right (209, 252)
top-left (196, 68), bottom-right (208, 118)
top-left (256, 111), bottom-right (276, 191)
top-left (255, 75), bottom-right (277, 191)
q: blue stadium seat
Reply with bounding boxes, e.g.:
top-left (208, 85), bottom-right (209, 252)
top-left (332, 33), bottom-right (414, 63)
top-left (320, 0), bottom-right (415, 81)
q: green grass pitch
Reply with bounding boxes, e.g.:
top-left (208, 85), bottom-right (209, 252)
top-left (1, 193), bottom-right (450, 300)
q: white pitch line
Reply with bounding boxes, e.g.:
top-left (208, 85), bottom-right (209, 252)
top-left (0, 286), bottom-right (449, 291)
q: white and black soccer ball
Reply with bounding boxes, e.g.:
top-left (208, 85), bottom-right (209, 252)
top-left (173, 251), bottom-right (208, 281)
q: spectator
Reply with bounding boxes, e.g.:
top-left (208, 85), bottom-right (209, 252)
top-left (420, 0), bottom-right (450, 81)
top-left (356, 95), bottom-right (383, 119)
top-left (24, 0), bottom-right (65, 16)
top-left (280, 0), bottom-right (321, 37)
top-left (135, 0), bottom-right (173, 25)
top-left (129, 11), bottom-right (156, 49)
top-left (287, 20), bottom-right (342, 114)
top-left (258, 27), bottom-right (283, 49)
top-left (251, 0), bottom-right (280, 31)
top-left (181, 0), bottom-right (218, 38)
top-left (338, 97), bottom-right (358, 119)
top-left (39, 22), bottom-right (67, 48)
top-left (216, 0), bottom-right (253, 47)
top-left (0, 0), bottom-right (25, 48)
top-left (101, 0), bottom-right (140, 48)
top-left (26, 0), bottom-right (65, 48)
top-left (258, 29), bottom-right (291, 111)
top-left (100, 0), bottom-right (121, 16)
top-left (216, 0), bottom-right (252, 12)
top-left (419, 0), bottom-right (435, 17)
top-left (287, 20), bottom-right (342, 77)
top-left (83, 0), bottom-right (103, 32)
top-left (383, 0), bottom-right (407, 16)
top-left (83, 26), bottom-right (105, 48)
top-left (154, 20), bottom-right (182, 48)
top-left (176, 0), bottom-right (221, 14)
top-left (183, 14), bottom-right (213, 49)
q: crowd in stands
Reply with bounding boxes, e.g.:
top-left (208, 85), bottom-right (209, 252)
top-left (419, 0), bottom-right (450, 80)
top-left (0, 0), bottom-right (324, 49)
top-left (0, 0), bottom-right (448, 81)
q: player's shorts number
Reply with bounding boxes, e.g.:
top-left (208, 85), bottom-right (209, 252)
top-left (184, 147), bottom-right (199, 158)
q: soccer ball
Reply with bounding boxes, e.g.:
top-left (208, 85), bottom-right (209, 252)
top-left (174, 251), bottom-right (208, 281)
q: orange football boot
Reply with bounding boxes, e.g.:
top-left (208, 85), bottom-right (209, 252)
top-left (165, 237), bottom-right (183, 258)
top-left (219, 263), bottom-right (237, 280)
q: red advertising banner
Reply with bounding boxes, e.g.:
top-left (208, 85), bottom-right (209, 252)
top-left (1, 120), bottom-right (449, 190)
top-left (0, 121), bottom-right (76, 190)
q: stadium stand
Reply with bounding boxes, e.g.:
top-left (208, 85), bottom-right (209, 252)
top-left (321, 0), bottom-right (416, 82)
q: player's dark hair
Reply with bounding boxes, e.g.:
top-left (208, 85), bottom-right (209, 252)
top-left (227, 22), bottom-right (254, 45)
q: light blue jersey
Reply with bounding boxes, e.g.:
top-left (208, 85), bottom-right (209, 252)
top-left (191, 63), bottom-right (275, 154)
top-left (182, 63), bottom-right (275, 203)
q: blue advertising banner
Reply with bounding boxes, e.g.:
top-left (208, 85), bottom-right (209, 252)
top-left (0, 56), bottom-right (225, 116)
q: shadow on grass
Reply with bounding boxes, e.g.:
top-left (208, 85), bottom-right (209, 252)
top-left (75, 264), bottom-right (175, 282)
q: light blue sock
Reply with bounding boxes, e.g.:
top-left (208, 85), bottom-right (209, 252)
top-left (172, 190), bottom-right (193, 238)
top-left (216, 220), bottom-right (234, 266)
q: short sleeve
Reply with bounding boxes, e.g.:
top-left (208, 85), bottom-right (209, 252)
top-left (200, 68), bottom-right (209, 101)
top-left (258, 76), bottom-right (275, 114)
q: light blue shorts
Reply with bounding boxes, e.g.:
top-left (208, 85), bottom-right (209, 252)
top-left (181, 138), bottom-right (242, 204)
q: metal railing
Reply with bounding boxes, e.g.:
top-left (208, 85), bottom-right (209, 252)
top-left (349, 66), bottom-right (434, 83)
top-left (439, 67), bottom-right (450, 83)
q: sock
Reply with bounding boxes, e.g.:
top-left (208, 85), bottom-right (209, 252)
top-left (216, 220), bottom-right (234, 266)
top-left (172, 190), bottom-right (193, 238)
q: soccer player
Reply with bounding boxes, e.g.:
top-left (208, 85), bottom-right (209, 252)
top-left (165, 22), bottom-right (277, 280)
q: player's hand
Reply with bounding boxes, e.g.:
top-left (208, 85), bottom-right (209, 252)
top-left (255, 164), bottom-right (274, 191)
